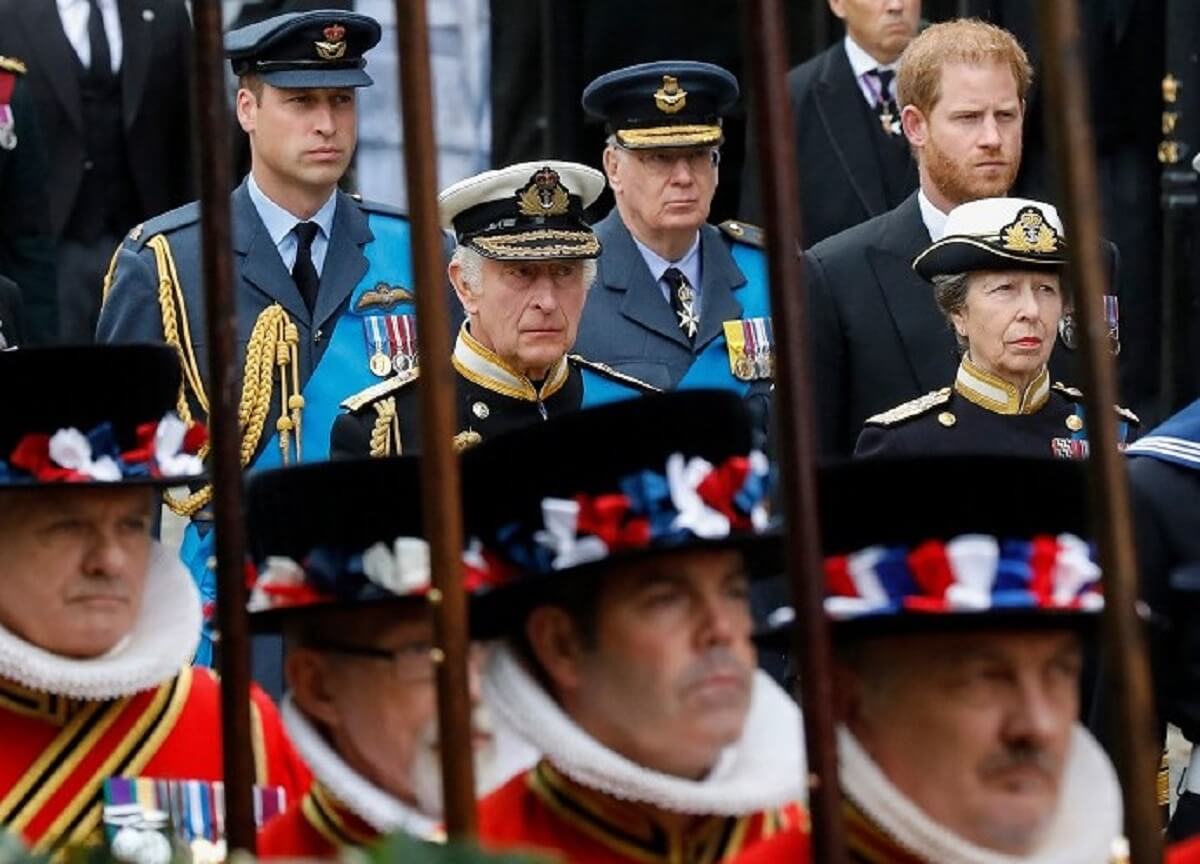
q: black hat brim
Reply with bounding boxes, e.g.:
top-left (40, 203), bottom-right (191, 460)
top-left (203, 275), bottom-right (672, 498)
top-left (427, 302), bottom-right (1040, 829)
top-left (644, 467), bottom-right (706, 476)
top-left (913, 237), bottom-right (1067, 281)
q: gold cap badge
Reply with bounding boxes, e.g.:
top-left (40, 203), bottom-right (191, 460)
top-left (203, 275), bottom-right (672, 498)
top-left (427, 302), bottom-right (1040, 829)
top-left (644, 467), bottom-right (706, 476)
top-left (654, 75), bottom-right (687, 114)
top-left (315, 23), bottom-right (347, 60)
top-left (516, 167), bottom-right (571, 217)
top-left (1001, 206), bottom-right (1062, 254)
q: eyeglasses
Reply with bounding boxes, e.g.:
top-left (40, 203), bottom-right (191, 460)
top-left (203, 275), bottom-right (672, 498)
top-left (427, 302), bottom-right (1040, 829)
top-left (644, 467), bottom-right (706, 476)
top-left (628, 147), bottom-right (721, 177)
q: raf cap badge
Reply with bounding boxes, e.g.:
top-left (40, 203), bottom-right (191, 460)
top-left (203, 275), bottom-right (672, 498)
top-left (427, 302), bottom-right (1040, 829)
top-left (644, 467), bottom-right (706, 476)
top-left (654, 75), bottom-right (687, 114)
top-left (315, 23), bottom-right (347, 60)
top-left (1001, 206), bottom-right (1061, 254)
top-left (517, 167), bottom-right (570, 217)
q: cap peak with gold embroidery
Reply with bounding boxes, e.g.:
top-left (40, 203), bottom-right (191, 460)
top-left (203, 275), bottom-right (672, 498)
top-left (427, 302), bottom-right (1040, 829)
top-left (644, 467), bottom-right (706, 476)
top-left (439, 161), bottom-right (606, 261)
top-left (913, 196), bottom-right (1068, 279)
top-left (225, 10), bottom-right (382, 89)
top-left (582, 60), bottom-right (739, 150)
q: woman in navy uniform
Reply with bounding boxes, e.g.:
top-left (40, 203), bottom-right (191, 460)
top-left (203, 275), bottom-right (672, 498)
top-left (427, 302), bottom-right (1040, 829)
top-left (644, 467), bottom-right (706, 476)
top-left (855, 197), bottom-right (1137, 458)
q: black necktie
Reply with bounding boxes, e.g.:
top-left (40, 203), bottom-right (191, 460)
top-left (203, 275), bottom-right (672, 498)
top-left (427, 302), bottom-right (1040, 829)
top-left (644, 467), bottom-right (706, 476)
top-left (292, 222), bottom-right (320, 313)
top-left (867, 68), bottom-right (899, 135)
top-left (664, 267), bottom-right (698, 342)
top-left (86, 0), bottom-right (113, 83)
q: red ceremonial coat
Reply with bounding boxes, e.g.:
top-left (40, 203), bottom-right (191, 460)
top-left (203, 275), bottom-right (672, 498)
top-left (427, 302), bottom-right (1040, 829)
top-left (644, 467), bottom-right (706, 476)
top-left (0, 667), bottom-right (311, 854)
top-left (725, 813), bottom-right (1200, 863)
top-left (258, 780), bottom-right (381, 858)
top-left (479, 759), bottom-right (806, 863)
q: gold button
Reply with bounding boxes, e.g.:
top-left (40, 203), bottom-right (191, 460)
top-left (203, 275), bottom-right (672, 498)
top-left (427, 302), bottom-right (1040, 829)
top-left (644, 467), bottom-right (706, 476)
top-left (472, 401), bottom-right (490, 419)
top-left (1066, 414), bottom-right (1084, 432)
top-left (937, 411), bottom-right (956, 428)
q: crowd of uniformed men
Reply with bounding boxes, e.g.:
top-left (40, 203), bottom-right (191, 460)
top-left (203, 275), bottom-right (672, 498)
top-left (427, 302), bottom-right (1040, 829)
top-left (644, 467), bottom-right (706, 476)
top-left (2, 1), bottom-right (1200, 862)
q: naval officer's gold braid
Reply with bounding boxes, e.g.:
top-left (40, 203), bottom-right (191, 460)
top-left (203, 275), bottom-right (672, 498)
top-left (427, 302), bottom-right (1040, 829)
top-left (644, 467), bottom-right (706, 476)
top-left (149, 235), bottom-right (208, 420)
top-left (369, 397), bottom-right (398, 457)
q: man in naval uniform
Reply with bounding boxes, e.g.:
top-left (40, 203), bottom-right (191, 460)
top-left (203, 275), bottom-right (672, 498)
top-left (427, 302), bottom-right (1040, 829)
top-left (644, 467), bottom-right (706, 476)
top-left (0, 344), bottom-right (309, 856)
top-left (330, 160), bottom-right (656, 459)
top-left (96, 10), bottom-right (419, 664)
top-left (462, 391), bottom-right (806, 863)
top-left (245, 456), bottom-right (536, 857)
top-left (731, 457), bottom-right (1131, 863)
top-left (574, 62), bottom-right (774, 443)
top-left (1126, 400), bottom-right (1200, 840)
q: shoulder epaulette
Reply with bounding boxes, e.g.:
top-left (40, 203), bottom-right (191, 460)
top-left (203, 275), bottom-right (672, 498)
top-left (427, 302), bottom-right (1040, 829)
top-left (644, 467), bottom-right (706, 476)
top-left (864, 387), bottom-right (952, 426)
top-left (340, 367), bottom-right (420, 412)
top-left (718, 219), bottom-right (765, 249)
top-left (350, 195), bottom-right (409, 220)
top-left (569, 354), bottom-right (661, 393)
top-left (1115, 404), bottom-right (1140, 426)
top-left (1052, 381), bottom-right (1084, 401)
top-left (127, 201), bottom-right (201, 250)
top-left (1053, 382), bottom-right (1140, 426)
top-left (0, 56), bottom-right (26, 75)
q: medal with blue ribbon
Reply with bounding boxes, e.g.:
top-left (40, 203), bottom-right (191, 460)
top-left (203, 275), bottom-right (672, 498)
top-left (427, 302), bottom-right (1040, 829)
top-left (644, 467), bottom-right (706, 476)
top-left (362, 316), bottom-right (392, 377)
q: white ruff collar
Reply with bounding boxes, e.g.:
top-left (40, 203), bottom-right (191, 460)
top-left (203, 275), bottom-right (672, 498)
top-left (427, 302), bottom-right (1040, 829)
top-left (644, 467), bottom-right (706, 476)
top-left (483, 644), bottom-right (806, 815)
top-left (281, 696), bottom-right (441, 839)
top-left (0, 543), bottom-right (200, 700)
top-left (840, 725), bottom-right (1123, 864)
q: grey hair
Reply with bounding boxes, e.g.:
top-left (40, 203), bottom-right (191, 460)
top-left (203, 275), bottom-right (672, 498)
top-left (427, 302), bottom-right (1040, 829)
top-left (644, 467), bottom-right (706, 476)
top-left (931, 272), bottom-right (971, 352)
top-left (451, 245), bottom-right (598, 297)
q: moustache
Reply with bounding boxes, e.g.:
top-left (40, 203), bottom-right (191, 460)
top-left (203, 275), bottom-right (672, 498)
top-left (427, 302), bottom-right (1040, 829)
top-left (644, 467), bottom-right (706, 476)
top-left (979, 743), bottom-right (1061, 783)
top-left (677, 647), bottom-right (752, 692)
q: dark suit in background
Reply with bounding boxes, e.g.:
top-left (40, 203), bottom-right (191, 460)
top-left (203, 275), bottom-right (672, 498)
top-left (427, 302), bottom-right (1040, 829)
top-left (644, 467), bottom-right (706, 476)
top-left (0, 0), bottom-right (195, 342)
top-left (805, 193), bottom-right (958, 457)
top-left (0, 63), bottom-right (56, 343)
top-left (740, 40), bottom-right (917, 245)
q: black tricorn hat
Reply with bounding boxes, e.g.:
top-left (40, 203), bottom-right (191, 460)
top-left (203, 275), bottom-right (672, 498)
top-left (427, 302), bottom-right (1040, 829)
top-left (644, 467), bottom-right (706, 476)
top-left (0, 344), bottom-right (205, 489)
top-left (461, 390), bottom-right (781, 639)
top-left (245, 455), bottom-right (457, 631)
top-left (226, 10), bottom-right (381, 89)
top-left (757, 456), bottom-right (1102, 648)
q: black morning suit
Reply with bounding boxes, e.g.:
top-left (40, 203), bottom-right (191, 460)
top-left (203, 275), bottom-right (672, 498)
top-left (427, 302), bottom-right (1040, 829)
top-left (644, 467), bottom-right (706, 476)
top-left (739, 41), bottom-right (917, 245)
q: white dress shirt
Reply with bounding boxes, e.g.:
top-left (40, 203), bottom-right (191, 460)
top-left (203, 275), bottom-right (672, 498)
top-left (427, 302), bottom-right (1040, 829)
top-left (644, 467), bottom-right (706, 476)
top-left (56, 0), bottom-right (123, 73)
top-left (917, 189), bottom-right (949, 242)
top-left (843, 35), bottom-right (897, 109)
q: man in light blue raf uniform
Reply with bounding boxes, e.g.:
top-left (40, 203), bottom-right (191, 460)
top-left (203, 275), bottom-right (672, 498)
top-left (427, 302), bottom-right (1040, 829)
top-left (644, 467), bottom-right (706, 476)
top-left (576, 61), bottom-right (774, 442)
top-left (96, 10), bottom-right (417, 666)
top-left (330, 160), bottom-right (658, 459)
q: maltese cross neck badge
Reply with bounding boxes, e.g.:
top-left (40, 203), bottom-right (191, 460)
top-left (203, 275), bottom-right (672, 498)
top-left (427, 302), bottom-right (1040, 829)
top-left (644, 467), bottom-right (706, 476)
top-left (665, 268), bottom-right (698, 340)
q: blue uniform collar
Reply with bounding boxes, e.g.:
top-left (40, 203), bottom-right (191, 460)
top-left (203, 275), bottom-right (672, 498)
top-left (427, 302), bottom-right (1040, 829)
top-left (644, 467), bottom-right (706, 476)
top-left (246, 173), bottom-right (337, 248)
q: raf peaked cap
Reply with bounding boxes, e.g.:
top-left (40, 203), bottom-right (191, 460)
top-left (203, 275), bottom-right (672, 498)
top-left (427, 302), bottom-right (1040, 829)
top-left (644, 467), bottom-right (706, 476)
top-left (913, 197), bottom-right (1068, 280)
top-left (582, 60), bottom-right (739, 150)
top-left (225, 10), bottom-right (382, 89)
top-left (439, 161), bottom-right (605, 261)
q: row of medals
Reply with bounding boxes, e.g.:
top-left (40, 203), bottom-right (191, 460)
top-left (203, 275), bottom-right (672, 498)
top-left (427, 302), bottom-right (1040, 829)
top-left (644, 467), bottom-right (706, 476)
top-left (369, 349), bottom-right (417, 377)
top-left (733, 350), bottom-right (774, 381)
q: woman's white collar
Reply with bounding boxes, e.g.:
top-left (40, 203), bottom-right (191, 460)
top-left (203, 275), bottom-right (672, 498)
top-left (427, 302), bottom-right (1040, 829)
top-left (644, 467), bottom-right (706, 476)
top-left (840, 725), bottom-right (1123, 864)
top-left (281, 697), bottom-right (440, 839)
top-left (0, 543), bottom-right (200, 700)
top-left (482, 643), bottom-right (806, 815)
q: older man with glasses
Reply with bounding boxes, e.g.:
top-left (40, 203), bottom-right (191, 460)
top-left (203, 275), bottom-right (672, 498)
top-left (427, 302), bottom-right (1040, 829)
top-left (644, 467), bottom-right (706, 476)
top-left (574, 61), bottom-right (774, 445)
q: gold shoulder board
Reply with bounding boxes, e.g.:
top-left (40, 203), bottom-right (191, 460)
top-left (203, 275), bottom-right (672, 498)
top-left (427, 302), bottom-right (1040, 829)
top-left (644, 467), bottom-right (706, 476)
top-left (1052, 382), bottom-right (1084, 400)
top-left (0, 56), bottom-right (27, 75)
top-left (718, 219), bottom-right (765, 249)
top-left (864, 387), bottom-right (952, 426)
top-left (569, 354), bottom-right (661, 393)
top-left (341, 367), bottom-right (420, 412)
top-left (1114, 404), bottom-right (1140, 426)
